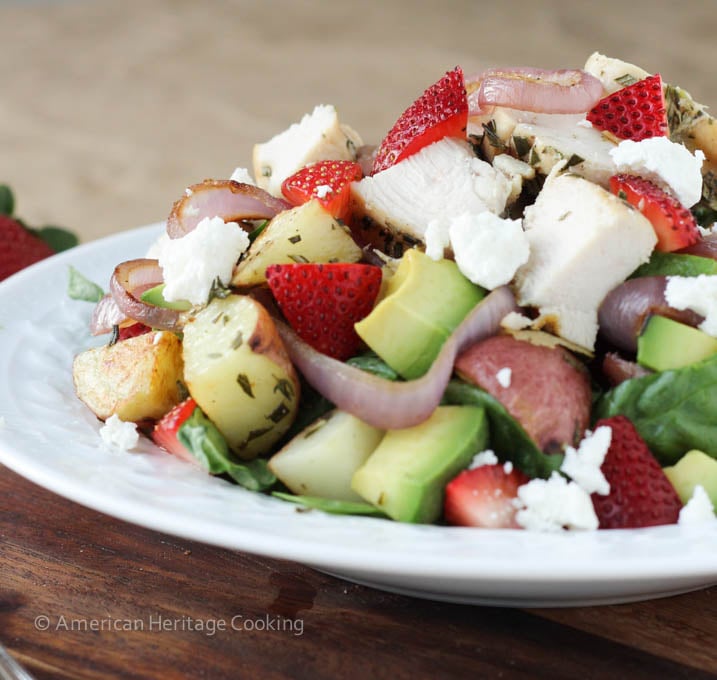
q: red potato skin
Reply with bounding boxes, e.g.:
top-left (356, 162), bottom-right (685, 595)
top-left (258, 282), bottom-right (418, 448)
top-left (455, 335), bottom-right (592, 454)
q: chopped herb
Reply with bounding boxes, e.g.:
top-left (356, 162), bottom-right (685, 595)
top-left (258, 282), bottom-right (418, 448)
top-left (617, 189), bottom-right (628, 201)
top-left (207, 352), bottom-right (222, 359)
top-left (615, 73), bottom-right (638, 87)
top-left (67, 266), bottom-right (105, 303)
top-left (236, 373), bottom-right (255, 398)
top-left (529, 147), bottom-right (540, 166)
top-left (244, 426), bottom-right (272, 444)
top-left (273, 376), bottom-right (295, 400)
top-left (266, 402), bottom-right (290, 424)
top-left (346, 138), bottom-right (357, 158)
top-left (566, 153), bottom-right (585, 168)
top-left (249, 220), bottom-right (268, 242)
top-left (558, 211), bottom-right (571, 222)
top-left (512, 135), bottom-right (532, 158)
top-left (261, 166), bottom-right (272, 178)
top-left (207, 277), bottom-right (231, 302)
top-left (108, 325), bottom-right (120, 346)
top-left (288, 234), bottom-right (302, 244)
top-left (231, 330), bottom-right (244, 350)
top-left (482, 120), bottom-right (507, 151)
top-left (288, 254), bottom-right (309, 264)
top-left (211, 311), bottom-right (224, 324)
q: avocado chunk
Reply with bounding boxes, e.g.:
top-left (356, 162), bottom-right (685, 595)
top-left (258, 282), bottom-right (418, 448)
top-left (350, 405), bottom-right (488, 523)
top-left (631, 251), bottom-right (717, 279)
top-left (354, 249), bottom-right (485, 379)
top-left (140, 283), bottom-right (192, 311)
top-left (268, 410), bottom-right (385, 502)
top-left (663, 450), bottom-right (717, 507)
top-left (637, 315), bottom-right (717, 371)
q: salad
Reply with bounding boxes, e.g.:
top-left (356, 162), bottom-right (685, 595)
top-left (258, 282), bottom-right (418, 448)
top-left (71, 51), bottom-right (717, 533)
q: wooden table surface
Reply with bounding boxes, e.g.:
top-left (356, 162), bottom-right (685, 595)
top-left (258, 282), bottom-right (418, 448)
top-left (1, 1), bottom-right (717, 678)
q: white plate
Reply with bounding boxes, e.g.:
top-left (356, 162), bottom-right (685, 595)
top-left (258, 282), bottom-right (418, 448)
top-left (0, 223), bottom-right (715, 608)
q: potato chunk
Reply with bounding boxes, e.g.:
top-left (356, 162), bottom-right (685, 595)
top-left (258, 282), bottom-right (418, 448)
top-left (73, 331), bottom-right (184, 422)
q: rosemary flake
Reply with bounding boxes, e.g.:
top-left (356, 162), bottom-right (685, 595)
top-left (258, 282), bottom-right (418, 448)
top-left (236, 373), bottom-right (255, 398)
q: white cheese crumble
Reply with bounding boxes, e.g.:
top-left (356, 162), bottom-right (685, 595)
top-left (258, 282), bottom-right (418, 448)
top-left (468, 449), bottom-right (499, 469)
top-left (609, 137), bottom-right (705, 208)
top-left (314, 184), bottom-right (333, 199)
top-left (449, 212), bottom-right (530, 289)
top-left (665, 275), bottom-right (717, 337)
top-left (560, 426), bottom-right (611, 495)
top-left (514, 472), bottom-right (599, 532)
top-left (500, 311), bottom-right (533, 331)
top-left (100, 414), bottom-right (139, 453)
top-left (576, 118), bottom-right (593, 129)
top-left (424, 219), bottom-right (450, 261)
top-left (503, 461), bottom-right (514, 474)
top-left (230, 167), bottom-right (256, 185)
top-left (145, 231), bottom-right (170, 259)
top-left (496, 367), bottom-right (512, 388)
top-left (159, 216), bottom-right (250, 306)
top-left (678, 485), bottom-right (716, 525)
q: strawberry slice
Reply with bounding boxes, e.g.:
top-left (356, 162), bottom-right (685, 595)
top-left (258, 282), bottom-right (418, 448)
top-left (591, 415), bottom-right (682, 529)
top-left (372, 66), bottom-right (467, 174)
top-left (152, 398), bottom-right (200, 464)
top-left (444, 464), bottom-right (530, 529)
top-left (117, 322), bottom-right (152, 341)
top-left (0, 214), bottom-right (56, 281)
top-left (609, 174), bottom-right (700, 252)
top-left (587, 74), bottom-right (668, 141)
top-left (266, 262), bottom-right (382, 361)
top-left (281, 160), bottom-right (363, 223)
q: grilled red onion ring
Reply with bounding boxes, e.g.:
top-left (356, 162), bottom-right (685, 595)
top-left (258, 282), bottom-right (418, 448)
top-left (276, 286), bottom-right (517, 430)
top-left (598, 276), bottom-right (704, 352)
top-left (110, 258), bottom-right (183, 331)
top-left (678, 231), bottom-right (717, 259)
top-left (90, 294), bottom-right (130, 335)
top-left (602, 352), bottom-right (653, 387)
top-left (167, 180), bottom-right (290, 238)
top-left (466, 67), bottom-right (604, 115)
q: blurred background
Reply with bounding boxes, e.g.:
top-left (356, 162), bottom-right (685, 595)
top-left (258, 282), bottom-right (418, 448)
top-left (1, 0), bottom-right (716, 241)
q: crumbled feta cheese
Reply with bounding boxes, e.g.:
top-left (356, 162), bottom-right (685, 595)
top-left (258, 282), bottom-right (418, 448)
top-left (100, 414), bottom-right (139, 453)
top-left (665, 275), bottom-right (717, 337)
top-left (678, 485), bottom-right (716, 525)
top-left (468, 449), bottom-right (499, 469)
top-left (496, 367), bottom-right (512, 388)
top-left (576, 118), bottom-right (593, 129)
top-left (449, 212), bottom-right (530, 289)
top-left (500, 311), bottom-right (533, 331)
top-left (159, 216), bottom-right (250, 306)
top-left (609, 137), bottom-right (705, 208)
top-left (560, 426), bottom-right (611, 495)
top-left (230, 167), bottom-right (256, 186)
top-left (503, 461), bottom-right (513, 475)
top-left (514, 472), bottom-right (599, 532)
top-left (424, 219), bottom-right (450, 261)
top-left (314, 184), bottom-right (333, 199)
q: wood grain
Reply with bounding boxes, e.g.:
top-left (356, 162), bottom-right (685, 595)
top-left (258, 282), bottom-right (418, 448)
top-left (0, 465), bottom-right (714, 680)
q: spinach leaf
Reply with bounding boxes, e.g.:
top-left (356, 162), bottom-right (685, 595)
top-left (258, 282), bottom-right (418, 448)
top-left (272, 492), bottom-right (387, 517)
top-left (178, 408), bottom-right (276, 491)
top-left (442, 380), bottom-right (563, 479)
top-left (594, 354), bottom-right (717, 464)
top-left (34, 226), bottom-right (79, 253)
top-left (0, 184), bottom-right (14, 216)
top-left (67, 266), bottom-right (105, 302)
top-left (347, 352), bottom-right (400, 381)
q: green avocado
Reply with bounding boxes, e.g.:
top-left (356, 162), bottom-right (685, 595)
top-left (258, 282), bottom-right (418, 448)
top-left (630, 251), bottom-right (717, 279)
top-left (140, 283), bottom-right (192, 311)
top-left (350, 405), bottom-right (488, 523)
top-left (354, 249), bottom-right (485, 379)
top-left (663, 450), bottom-right (717, 507)
top-left (637, 315), bottom-right (717, 371)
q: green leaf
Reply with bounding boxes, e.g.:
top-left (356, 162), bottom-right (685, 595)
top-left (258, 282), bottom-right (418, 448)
top-left (67, 266), bottom-right (105, 302)
top-left (0, 185), bottom-right (14, 216)
top-left (594, 354), bottom-right (717, 464)
top-left (178, 408), bottom-right (276, 491)
top-left (442, 380), bottom-right (563, 479)
top-left (272, 492), bottom-right (388, 517)
top-left (35, 226), bottom-right (79, 253)
top-left (346, 352), bottom-right (400, 381)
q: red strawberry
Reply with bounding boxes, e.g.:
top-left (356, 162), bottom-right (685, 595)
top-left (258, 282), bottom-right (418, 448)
top-left (609, 174), bottom-right (700, 252)
top-left (591, 415), bottom-right (682, 529)
top-left (281, 160), bottom-right (363, 223)
top-left (587, 74), bottom-right (668, 141)
top-left (152, 398), bottom-right (200, 465)
top-left (372, 66), bottom-right (467, 174)
top-left (444, 464), bottom-right (530, 529)
top-left (0, 214), bottom-right (55, 281)
top-left (266, 262), bottom-right (382, 361)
